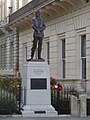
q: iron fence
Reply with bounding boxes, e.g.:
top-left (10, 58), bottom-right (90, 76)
top-left (51, 86), bottom-right (78, 115)
top-left (0, 84), bottom-right (21, 115)
top-left (0, 79), bottom-right (79, 115)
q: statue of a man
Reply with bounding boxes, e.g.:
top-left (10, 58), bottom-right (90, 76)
top-left (28, 10), bottom-right (46, 61)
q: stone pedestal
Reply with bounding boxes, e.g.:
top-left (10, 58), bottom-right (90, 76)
top-left (22, 61), bottom-right (57, 117)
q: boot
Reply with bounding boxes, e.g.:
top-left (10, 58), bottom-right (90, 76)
top-left (38, 54), bottom-right (44, 60)
top-left (27, 51), bottom-right (34, 61)
top-left (31, 50), bottom-right (35, 59)
top-left (38, 54), bottom-right (41, 59)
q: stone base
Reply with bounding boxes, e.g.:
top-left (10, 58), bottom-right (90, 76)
top-left (22, 62), bottom-right (57, 117)
top-left (22, 105), bottom-right (57, 117)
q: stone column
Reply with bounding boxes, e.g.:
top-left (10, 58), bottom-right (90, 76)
top-left (71, 95), bottom-right (78, 116)
top-left (16, 0), bottom-right (19, 10)
top-left (79, 94), bottom-right (86, 117)
top-left (86, 80), bottom-right (90, 93)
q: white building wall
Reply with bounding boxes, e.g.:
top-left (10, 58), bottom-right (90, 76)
top-left (19, 5), bottom-right (90, 80)
top-left (65, 18), bottom-right (76, 79)
top-left (19, 29), bottom-right (33, 76)
top-left (22, 0), bottom-right (28, 6)
top-left (0, 30), bottom-right (19, 75)
top-left (0, 0), bottom-right (29, 20)
top-left (86, 12), bottom-right (90, 79)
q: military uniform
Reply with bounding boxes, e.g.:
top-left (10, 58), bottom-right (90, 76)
top-left (30, 13), bottom-right (46, 59)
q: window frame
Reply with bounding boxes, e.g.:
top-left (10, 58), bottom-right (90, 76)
top-left (23, 43), bottom-right (27, 62)
top-left (58, 34), bottom-right (65, 79)
top-left (43, 38), bottom-right (50, 64)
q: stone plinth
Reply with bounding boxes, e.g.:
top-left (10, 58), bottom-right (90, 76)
top-left (21, 61), bottom-right (57, 117)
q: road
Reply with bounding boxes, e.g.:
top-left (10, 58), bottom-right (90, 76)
top-left (0, 116), bottom-right (90, 120)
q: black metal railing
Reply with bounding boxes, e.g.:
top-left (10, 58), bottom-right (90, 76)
top-left (51, 86), bottom-right (78, 115)
top-left (9, 0), bottom-right (49, 22)
top-left (0, 84), bottom-right (21, 115)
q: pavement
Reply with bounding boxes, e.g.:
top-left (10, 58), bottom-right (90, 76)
top-left (0, 116), bottom-right (90, 120)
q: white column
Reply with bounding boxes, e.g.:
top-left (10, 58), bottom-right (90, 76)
top-left (7, 0), bottom-right (12, 15)
top-left (19, 0), bottom-right (22, 8)
top-left (71, 95), bottom-right (78, 116)
top-left (79, 94), bottom-right (86, 117)
top-left (15, 0), bottom-right (19, 10)
top-left (28, 0), bottom-right (32, 2)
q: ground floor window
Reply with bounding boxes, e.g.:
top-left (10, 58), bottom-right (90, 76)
top-left (23, 43), bottom-right (27, 62)
top-left (46, 41), bottom-right (50, 64)
top-left (62, 39), bottom-right (65, 78)
top-left (10, 41), bottom-right (14, 68)
top-left (80, 35), bottom-right (86, 79)
top-left (43, 38), bottom-right (50, 64)
top-left (0, 44), bottom-right (6, 69)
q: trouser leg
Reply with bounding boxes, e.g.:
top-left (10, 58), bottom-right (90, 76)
top-left (38, 37), bottom-right (43, 59)
top-left (31, 37), bottom-right (37, 59)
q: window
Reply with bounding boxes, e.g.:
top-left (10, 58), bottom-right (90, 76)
top-left (0, 45), bottom-right (3, 69)
top-left (0, 44), bottom-right (6, 69)
top-left (3, 44), bottom-right (6, 68)
top-left (25, 46), bottom-right (27, 61)
top-left (46, 42), bottom-right (50, 64)
top-left (62, 39), bottom-right (65, 78)
top-left (86, 0), bottom-right (89, 3)
top-left (81, 35), bottom-right (86, 79)
top-left (44, 41), bottom-right (50, 64)
top-left (10, 42), bottom-right (14, 68)
top-left (23, 43), bottom-right (27, 62)
top-left (0, 0), bottom-right (6, 20)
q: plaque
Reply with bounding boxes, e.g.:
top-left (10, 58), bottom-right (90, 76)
top-left (31, 78), bottom-right (47, 89)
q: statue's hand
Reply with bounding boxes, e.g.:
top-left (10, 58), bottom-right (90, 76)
top-left (37, 30), bottom-right (41, 34)
top-left (39, 28), bottom-right (43, 32)
top-left (40, 28), bottom-right (43, 32)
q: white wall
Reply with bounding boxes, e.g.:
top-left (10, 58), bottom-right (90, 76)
top-left (19, 5), bottom-right (90, 80)
top-left (0, 0), bottom-right (33, 21)
top-left (19, 29), bottom-right (33, 76)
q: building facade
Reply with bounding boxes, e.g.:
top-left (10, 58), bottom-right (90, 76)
top-left (0, 0), bottom-right (32, 75)
top-left (0, 0), bottom-right (90, 116)
top-left (9, 0), bottom-right (90, 89)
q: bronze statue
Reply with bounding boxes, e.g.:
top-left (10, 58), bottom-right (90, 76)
top-left (27, 10), bottom-right (46, 61)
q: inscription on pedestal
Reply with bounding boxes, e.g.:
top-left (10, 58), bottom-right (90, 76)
top-left (31, 78), bottom-right (47, 89)
top-left (33, 69), bottom-right (44, 76)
